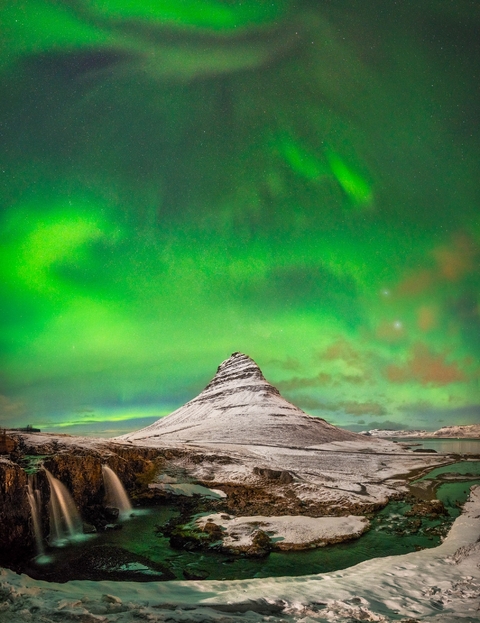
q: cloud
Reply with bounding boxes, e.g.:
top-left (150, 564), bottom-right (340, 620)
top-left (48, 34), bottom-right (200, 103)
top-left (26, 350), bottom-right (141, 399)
top-left (267, 356), bottom-right (302, 372)
top-left (340, 401), bottom-right (387, 416)
top-left (448, 290), bottom-right (480, 352)
top-left (401, 402), bottom-right (480, 421)
top-left (335, 374), bottom-right (369, 385)
top-left (294, 396), bottom-right (337, 412)
top-left (433, 233), bottom-right (477, 282)
top-left (396, 269), bottom-right (434, 296)
top-left (314, 337), bottom-right (374, 383)
top-left (278, 337), bottom-right (374, 392)
top-left (282, 394), bottom-right (386, 417)
top-left (398, 400), bottom-right (434, 413)
top-left (396, 232), bottom-right (479, 297)
top-left (385, 343), bottom-right (467, 386)
top-left (276, 373), bottom-right (333, 391)
top-left (417, 305), bottom-right (438, 331)
top-left (322, 338), bottom-right (363, 366)
top-left (0, 394), bottom-right (24, 414)
top-left (277, 369), bottom-right (369, 392)
top-left (395, 402), bottom-right (480, 428)
top-left (437, 404), bottom-right (480, 421)
top-left (0, 395), bottom-right (26, 426)
top-left (375, 319), bottom-right (407, 342)
top-left (259, 265), bottom-right (363, 328)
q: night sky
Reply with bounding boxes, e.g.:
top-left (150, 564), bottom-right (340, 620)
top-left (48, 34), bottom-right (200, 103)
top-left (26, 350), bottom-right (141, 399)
top-left (1, 1), bottom-right (479, 436)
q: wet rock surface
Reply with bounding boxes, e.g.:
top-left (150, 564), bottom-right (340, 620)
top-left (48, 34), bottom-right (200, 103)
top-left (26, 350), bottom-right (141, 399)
top-left (0, 458), bottom-right (32, 561)
top-left (405, 499), bottom-right (448, 518)
top-left (25, 545), bottom-right (175, 582)
top-left (0, 436), bottom-right (163, 560)
top-left (200, 481), bottom-right (386, 518)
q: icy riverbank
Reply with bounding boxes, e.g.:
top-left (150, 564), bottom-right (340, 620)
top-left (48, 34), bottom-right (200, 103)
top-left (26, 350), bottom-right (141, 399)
top-left (1, 486), bottom-right (478, 622)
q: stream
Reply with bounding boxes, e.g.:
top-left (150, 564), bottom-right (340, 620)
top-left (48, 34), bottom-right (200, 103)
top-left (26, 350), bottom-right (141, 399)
top-left (18, 459), bottom-right (480, 583)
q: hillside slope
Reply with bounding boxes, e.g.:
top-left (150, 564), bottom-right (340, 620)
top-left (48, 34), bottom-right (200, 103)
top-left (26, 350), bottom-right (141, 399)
top-left (118, 352), bottom-right (361, 447)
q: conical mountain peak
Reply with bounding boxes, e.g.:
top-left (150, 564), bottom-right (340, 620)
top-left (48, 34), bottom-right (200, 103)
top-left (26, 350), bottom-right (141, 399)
top-left (203, 352), bottom-right (270, 394)
top-left (119, 352), bottom-right (361, 447)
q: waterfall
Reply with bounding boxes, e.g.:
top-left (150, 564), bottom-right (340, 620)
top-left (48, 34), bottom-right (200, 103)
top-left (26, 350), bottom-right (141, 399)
top-left (44, 469), bottom-right (83, 546)
top-left (102, 465), bottom-right (132, 517)
top-left (26, 474), bottom-right (45, 557)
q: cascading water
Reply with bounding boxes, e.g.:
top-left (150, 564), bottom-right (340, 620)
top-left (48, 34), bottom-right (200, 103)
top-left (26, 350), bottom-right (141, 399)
top-left (26, 474), bottom-right (45, 557)
top-left (44, 469), bottom-right (83, 546)
top-left (102, 465), bottom-right (132, 517)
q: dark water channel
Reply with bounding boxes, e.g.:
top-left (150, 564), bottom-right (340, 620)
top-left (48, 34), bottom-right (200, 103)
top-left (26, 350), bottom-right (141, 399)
top-left (19, 459), bottom-right (480, 583)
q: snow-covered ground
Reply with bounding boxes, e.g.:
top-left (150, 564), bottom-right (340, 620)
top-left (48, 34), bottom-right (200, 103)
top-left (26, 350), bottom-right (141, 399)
top-left (1, 486), bottom-right (479, 623)
top-left (137, 438), bottom-right (451, 513)
top-left (111, 354), bottom-right (452, 515)
top-left (3, 355), bottom-right (475, 620)
top-left (367, 424), bottom-right (480, 439)
top-left (194, 513), bottom-right (369, 551)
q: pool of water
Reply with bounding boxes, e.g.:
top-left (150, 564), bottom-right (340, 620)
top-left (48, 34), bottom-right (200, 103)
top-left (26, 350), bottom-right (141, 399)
top-left (398, 438), bottom-right (480, 454)
top-left (416, 460), bottom-right (480, 481)
top-left (21, 461), bottom-right (480, 582)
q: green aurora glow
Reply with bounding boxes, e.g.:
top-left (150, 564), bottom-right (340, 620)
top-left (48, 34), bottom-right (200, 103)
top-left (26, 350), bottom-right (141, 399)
top-left (0, 1), bottom-right (479, 436)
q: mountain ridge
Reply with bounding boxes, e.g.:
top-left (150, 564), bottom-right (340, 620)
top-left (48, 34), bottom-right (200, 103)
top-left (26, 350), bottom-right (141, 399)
top-left (118, 352), bottom-right (362, 447)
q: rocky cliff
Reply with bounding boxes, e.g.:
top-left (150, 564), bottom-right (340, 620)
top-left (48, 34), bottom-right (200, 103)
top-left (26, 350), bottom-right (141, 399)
top-left (0, 438), bottom-right (162, 562)
top-left (0, 431), bottom-right (17, 454)
top-left (0, 458), bottom-right (32, 561)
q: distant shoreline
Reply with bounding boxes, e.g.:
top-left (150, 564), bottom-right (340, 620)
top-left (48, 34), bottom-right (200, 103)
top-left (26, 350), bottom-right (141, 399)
top-left (364, 424), bottom-right (480, 440)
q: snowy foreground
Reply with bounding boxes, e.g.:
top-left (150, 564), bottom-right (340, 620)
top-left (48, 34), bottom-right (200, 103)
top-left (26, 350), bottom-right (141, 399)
top-left (1, 487), bottom-right (479, 623)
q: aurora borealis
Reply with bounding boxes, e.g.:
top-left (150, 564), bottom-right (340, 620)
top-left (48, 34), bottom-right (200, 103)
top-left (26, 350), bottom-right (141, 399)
top-left (0, 1), bottom-right (478, 436)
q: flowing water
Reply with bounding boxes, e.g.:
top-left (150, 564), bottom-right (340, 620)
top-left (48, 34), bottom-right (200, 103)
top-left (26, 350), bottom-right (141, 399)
top-left (102, 465), bottom-right (133, 516)
top-left (44, 469), bottom-right (84, 546)
top-left (22, 460), bottom-right (480, 582)
top-left (26, 474), bottom-right (45, 558)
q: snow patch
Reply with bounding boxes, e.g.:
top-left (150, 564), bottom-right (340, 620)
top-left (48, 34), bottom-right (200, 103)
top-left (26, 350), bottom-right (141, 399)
top-left (195, 513), bottom-right (369, 550)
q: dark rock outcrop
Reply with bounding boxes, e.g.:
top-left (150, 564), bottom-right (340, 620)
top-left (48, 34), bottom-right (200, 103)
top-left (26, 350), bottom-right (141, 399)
top-left (0, 431), bottom-right (17, 454)
top-left (0, 458), bottom-right (32, 562)
top-left (253, 467), bottom-right (294, 483)
top-left (405, 499), bottom-right (448, 518)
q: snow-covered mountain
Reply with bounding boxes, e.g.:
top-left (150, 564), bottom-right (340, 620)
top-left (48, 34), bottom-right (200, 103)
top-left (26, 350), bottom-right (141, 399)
top-left (118, 352), bottom-right (361, 447)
